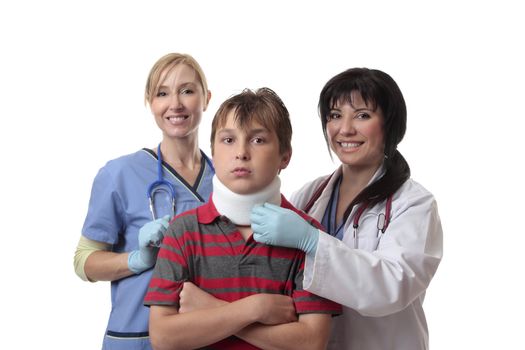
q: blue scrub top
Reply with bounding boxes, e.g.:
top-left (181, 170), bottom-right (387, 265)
top-left (82, 148), bottom-right (214, 350)
top-left (321, 175), bottom-right (346, 240)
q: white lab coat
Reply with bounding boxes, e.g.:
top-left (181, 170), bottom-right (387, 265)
top-left (291, 165), bottom-right (443, 350)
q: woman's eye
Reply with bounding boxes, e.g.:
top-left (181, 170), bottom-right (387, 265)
top-left (156, 91), bottom-right (167, 97)
top-left (356, 112), bottom-right (370, 119)
top-left (181, 89), bottom-right (194, 95)
top-left (327, 112), bottom-right (341, 121)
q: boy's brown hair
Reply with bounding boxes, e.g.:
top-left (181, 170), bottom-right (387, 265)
top-left (210, 87), bottom-right (292, 155)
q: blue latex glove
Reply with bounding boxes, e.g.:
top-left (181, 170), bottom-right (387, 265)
top-left (251, 203), bottom-right (319, 255)
top-left (128, 215), bottom-right (171, 274)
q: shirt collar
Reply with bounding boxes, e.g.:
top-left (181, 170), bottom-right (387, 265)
top-left (196, 195), bottom-right (221, 224)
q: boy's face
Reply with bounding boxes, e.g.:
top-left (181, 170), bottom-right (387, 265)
top-left (213, 110), bottom-right (291, 195)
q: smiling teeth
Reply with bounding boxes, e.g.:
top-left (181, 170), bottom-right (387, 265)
top-left (340, 142), bottom-right (361, 148)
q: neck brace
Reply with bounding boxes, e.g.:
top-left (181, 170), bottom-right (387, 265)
top-left (212, 175), bottom-right (282, 225)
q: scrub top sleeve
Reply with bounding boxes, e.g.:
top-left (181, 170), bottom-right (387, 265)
top-left (81, 166), bottom-right (125, 245)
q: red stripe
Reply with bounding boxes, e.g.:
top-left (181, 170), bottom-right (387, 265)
top-left (191, 231), bottom-right (242, 244)
top-left (144, 291), bottom-right (179, 303)
top-left (298, 258), bottom-right (305, 270)
top-left (295, 300), bottom-right (342, 314)
top-left (185, 244), bottom-right (300, 259)
top-left (145, 279), bottom-right (182, 304)
top-left (292, 289), bottom-right (313, 299)
top-left (166, 230), bottom-right (244, 245)
top-left (164, 232), bottom-right (302, 260)
top-left (158, 247), bottom-right (187, 266)
top-left (195, 276), bottom-right (293, 291)
top-left (208, 290), bottom-right (260, 302)
top-left (292, 290), bottom-right (342, 314)
top-left (148, 278), bottom-right (182, 291)
top-left (211, 337), bottom-right (260, 349)
top-left (169, 209), bottom-right (197, 224)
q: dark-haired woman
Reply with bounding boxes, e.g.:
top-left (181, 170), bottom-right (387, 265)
top-left (252, 68), bottom-right (443, 349)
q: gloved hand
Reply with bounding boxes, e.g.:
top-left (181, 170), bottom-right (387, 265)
top-left (128, 215), bottom-right (171, 274)
top-left (251, 203), bottom-right (319, 255)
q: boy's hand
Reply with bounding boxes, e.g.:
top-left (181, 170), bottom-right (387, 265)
top-left (179, 283), bottom-right (297, 325)
top-left (248, 294), bottom-right (297, 325)
top-left (251, 203), bottom-right (319, 255)
top-left (179, 282), bottom-right (226, 313)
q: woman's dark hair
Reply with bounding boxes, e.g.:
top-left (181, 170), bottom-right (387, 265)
top-left (318, 67), bottom-right (410, 213)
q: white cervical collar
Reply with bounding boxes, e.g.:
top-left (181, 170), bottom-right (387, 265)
top-left (212, 175), bottom-right (282, 226)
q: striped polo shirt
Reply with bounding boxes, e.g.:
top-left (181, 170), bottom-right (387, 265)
top-left (144, 194), bottom-right (341, 349)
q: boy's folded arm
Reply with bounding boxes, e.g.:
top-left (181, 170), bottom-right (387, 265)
top-left (174, 281), bottom-right (331, 350)
top-left (149, 298), bottom-right (259, 350)
top-left (236, 313), bottom-right (332, 350)
top-left (149, 292), bottom-right (298, 350)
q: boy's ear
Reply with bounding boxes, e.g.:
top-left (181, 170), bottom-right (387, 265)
top-left (279, 150), bottom-right (292, 170)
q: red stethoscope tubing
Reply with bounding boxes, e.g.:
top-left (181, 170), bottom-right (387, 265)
top-left (304, 173), bottom-right (394, 247)
top-left (353, 194), bottom-right (393, 234)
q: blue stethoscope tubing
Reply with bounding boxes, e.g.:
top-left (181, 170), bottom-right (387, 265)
top-left (147, 143), bottom-right (214, 220)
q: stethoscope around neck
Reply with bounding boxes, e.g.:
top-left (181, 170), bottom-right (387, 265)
top-left (304, 172), bottom-right (394, 250)
top-left (147, 143), bottom-right (214, 220)
top-left (352, 194), bottom-right (393, 249)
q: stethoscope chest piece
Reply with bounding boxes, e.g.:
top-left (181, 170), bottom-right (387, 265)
top-left (377, 213), bottom-right (386, 232)
top-left (352, 194), bottom-right (393, 249)
top-left (147, 144), bottom-right (177, 220)
top-left (148, 183), bottom-right (176, 220)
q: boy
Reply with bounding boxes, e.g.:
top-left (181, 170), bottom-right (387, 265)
top-left (144, 88), bottom-right (340, 349)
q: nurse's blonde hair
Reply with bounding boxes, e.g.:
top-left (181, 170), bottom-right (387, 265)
top-left (144, 53), bottom-right (209, 106)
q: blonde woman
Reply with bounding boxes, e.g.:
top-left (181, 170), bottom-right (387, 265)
top-left (74, 53), bottom-right (214, 350)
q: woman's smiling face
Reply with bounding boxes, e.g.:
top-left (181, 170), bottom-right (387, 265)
top-left (150, 64), bottom-right (208, 140)
top-left (326, 91), bottom-right (385, 171)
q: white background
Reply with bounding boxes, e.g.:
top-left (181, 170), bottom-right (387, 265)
top-left (1, 0), bottom-right (523, 348)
